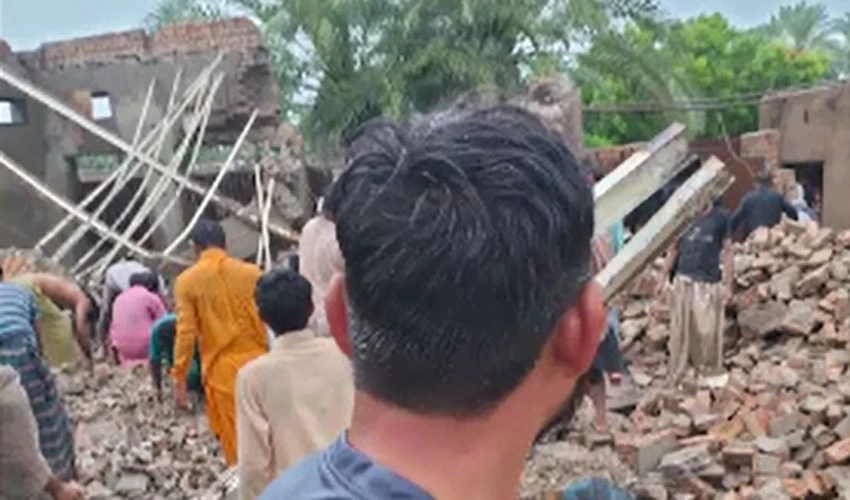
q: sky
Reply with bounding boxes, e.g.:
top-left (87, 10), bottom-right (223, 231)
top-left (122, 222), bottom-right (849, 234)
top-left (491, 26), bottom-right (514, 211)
top-left (0, 0), bottom-right (847, 50)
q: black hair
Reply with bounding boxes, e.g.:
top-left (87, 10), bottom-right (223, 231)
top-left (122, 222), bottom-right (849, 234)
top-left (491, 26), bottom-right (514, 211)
top-left (190, 218), bottom-right (226, 249)
top-left (255, 268), bottom-right (313, 335)
top-left (129, 271), bottom-right (159, 293)
top-left (332, 105), bottom-right (595, 416)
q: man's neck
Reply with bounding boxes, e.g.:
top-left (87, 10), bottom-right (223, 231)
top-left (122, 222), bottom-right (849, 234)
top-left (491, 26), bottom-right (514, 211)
top-left (348, 393), bottom-right (544, 500)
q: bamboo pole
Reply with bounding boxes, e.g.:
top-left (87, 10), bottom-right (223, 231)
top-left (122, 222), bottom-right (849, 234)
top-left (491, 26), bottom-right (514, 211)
top-left (0, 58), bottom-right (297, 242)
top-left (51, 79), bottom-right (159, 261)
top-left (0, 150), bottom-right (155, 260)
top-left (35, 60), bottom-right (218, 251)
top-left (254, 164), bottom-right (267, 266)
top-left (164, 110), bottom-right (259, 256)
top-left (135, 74), bottom-right (223, 248)
top-left (76, 78), bottom-right (222, 277)
top-left (70, 72), bottom-right (213, 274)
top-left (261, 177), bottom-right (276, 270)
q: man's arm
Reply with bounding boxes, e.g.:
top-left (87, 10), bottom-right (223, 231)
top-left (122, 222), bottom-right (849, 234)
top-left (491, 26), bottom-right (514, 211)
top-left (780, 197), bottom-right (799, 221)
top-left (236, 370), bottom-right (273, 500)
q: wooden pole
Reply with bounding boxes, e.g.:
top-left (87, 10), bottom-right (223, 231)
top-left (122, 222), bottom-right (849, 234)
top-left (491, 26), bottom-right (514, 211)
top-left (135, 74), bottom-right (222, 248)
top-left (0, 57), bottom-right (296, 242)
top-left (51, 79), bottom-right (159, 261)
top-left (262, 177), bottom-right (276, 270)
top-left (0, 150), bottom-right (155, 260)
top-left (253, 163), bottom-right (266, 266)
top-left (164, 110), bottom-right (259, 256)
top-left (76, 78), bottom-right (223, 277)
top-left (35, 61), bottom-right (216, 251)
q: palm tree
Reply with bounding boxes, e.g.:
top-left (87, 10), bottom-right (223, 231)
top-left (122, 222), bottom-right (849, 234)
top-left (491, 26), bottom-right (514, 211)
top-left (831, 13), bottom-right (850, 76)
top-left (758, 2), bottom-right (838, 53)
top-left (144, 0), bottom-right (233, 32)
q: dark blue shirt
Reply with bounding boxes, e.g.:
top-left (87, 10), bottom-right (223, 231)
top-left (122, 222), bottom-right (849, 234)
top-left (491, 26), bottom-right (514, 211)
top-left (260, 434), bottom-right (634, 499)
top-left (259, 434), bottom-right (431, 499)
top-left (675, 207), bottom-right (730, 284)
top-left (731, 185), bottom-right (798, 238)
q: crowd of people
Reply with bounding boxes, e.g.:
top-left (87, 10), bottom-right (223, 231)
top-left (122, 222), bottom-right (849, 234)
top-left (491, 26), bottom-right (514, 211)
top-left (0, 104), bottom-right (808, 500)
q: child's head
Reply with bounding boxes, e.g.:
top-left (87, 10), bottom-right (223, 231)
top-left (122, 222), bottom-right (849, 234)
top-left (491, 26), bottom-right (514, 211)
top-left (255, 268), bottom-right (314, 336)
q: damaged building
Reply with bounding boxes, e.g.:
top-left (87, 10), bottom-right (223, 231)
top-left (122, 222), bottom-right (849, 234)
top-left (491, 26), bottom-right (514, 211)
top-left (0, 19), bottom-right (299, 254)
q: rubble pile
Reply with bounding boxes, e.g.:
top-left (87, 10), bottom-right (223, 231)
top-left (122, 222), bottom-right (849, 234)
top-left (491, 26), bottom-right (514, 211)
top-left (578, 219), bottom-right (850, 499)
top-left (57, 366), bottom-right (227, 499)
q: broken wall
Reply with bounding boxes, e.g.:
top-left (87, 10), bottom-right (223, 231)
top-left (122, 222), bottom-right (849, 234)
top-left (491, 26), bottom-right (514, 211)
top-left (760, 82), bottom-right (850, 229)
top-left (0, 18), bottom-right (282, 249)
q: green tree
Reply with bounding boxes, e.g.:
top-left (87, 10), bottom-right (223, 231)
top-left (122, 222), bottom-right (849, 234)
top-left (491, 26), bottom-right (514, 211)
top-left (577, 14), bottom-right (832, 145)
top-left (831, 13), bottom-right (850, 76)
top-left (757, 1), bottom-right (838, 53)
top-left (144, 0), bottom-right (232, 31)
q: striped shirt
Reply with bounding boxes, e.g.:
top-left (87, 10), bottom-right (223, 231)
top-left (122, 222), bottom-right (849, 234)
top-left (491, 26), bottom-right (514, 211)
top-left (0, 283), bottom-right (38, 340)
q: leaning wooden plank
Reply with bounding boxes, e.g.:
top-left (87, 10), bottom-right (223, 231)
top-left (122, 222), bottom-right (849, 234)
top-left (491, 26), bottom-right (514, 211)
top-left (253, 162), bottom-right (267, 266)
top-left (594, 123), bottom-right (689, 233)
top-left (261, 177), bottom-right (276, 271)
top-left (164, 110), bottom-right (259, 256)
top-left (0, 59), bottom-right (297, 243)
top-left (35, 60), bottom-right (217, 251)
top-left (596, 156), bottom-right (733, 302)
top-left (51, 79), bottom-right (160, 261)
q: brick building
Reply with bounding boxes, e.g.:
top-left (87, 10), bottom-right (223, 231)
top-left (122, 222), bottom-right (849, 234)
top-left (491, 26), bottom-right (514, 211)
top-left (0, 19), bottom-right (281, 249)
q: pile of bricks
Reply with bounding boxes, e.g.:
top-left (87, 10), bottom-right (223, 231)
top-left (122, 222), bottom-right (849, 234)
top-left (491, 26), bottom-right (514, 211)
top-left (592, 218), bottom-right (850, 499)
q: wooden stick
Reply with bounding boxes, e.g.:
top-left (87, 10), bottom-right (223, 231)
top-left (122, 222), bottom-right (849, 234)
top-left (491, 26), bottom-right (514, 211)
top-left (70, 71), bottom-right (212, 273)
top-left (254, 164), bottom-right (266, 266)
top-left (0, 57), bottom-right (297, 242)
top-left (597, 156), bottom-right (733, 302)
top-left (77, 78), bottom-right (222, 277)
top-left (135, 74), bottom-right (223, 248)
top-left (51, 79), bottom-right (159, 261)
top-left (164, 110), bottom-right (259, 256)
top-left (262, 177), bottom-right (276, 270)
top-left (35, 61), bottom-right (217, 251)
top-left (0, 150), bottom-right (155, 260)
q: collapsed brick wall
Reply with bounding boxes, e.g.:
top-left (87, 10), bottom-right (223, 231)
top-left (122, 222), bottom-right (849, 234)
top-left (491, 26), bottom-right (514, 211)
top-left (22, 19), bottom-right (263, 71)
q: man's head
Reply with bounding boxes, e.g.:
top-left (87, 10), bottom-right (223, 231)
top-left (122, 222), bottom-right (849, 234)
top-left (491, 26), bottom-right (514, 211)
top-left (255, 268), bottom-right (314, 336)
top-left (129, 271), bottom-right (159, 293)
top-left (189, 218), bottom-right (226, 254)
top-left (326, 105), bottom-right (605, 422)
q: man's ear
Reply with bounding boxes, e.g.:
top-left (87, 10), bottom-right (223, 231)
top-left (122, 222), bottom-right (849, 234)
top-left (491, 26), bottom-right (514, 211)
top-left (551, 280), bottom-right (606, 377)
top-left (325, 273), bottom-right (352, 358)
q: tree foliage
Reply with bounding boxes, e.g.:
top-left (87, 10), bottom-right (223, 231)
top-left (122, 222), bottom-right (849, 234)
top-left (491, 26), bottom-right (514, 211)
top-left (577, 14), bottom-right (832, 145)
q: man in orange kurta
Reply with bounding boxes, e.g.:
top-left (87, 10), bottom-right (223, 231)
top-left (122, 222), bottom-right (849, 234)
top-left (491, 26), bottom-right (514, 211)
top-left (171, 219), bottom-right (268, 465)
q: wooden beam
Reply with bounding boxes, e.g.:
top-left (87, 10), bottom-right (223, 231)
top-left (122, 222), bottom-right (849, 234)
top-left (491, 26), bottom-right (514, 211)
top-left (596, 156), bottom-right (734, 302)
top-left (0, 58), bottom-right (297, 242)
top-left (164, 110), bottom-right (259, 256)
top-left (594, 123), bottom-right (689, 233)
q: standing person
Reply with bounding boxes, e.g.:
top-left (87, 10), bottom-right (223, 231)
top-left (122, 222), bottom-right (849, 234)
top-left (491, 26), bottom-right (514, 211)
top-left (172, 218), bottom-right (267, 465)
top-left (109, 272), bottom-right (167, 367)
top-left (98, 257), bottom-right (164, 349)
top-left (259, 107), bottom-right (609, 499)
top-left (237, 269), bottom-right (354, 499)
top-left (731, 170), bottom-right (798, 238)
top-left (0, 283), bottom-right (76, 482)
top-left (0, 365), bottom-right (84, 500)
top-left (1, 269), bottom-right (95, 369)
top-left (661, 199), bottom-right (734, 384)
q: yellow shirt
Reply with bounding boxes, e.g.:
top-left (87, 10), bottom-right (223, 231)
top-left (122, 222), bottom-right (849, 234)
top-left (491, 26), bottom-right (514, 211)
top-left (172, 248), bottom-right (267, 464)
top-left (236, 329), bottom-right (354, 499)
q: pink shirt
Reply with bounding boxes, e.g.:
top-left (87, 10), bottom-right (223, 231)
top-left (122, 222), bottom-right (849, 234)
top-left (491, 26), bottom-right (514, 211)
top-left (109, 286), bottom-right (167, 366)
